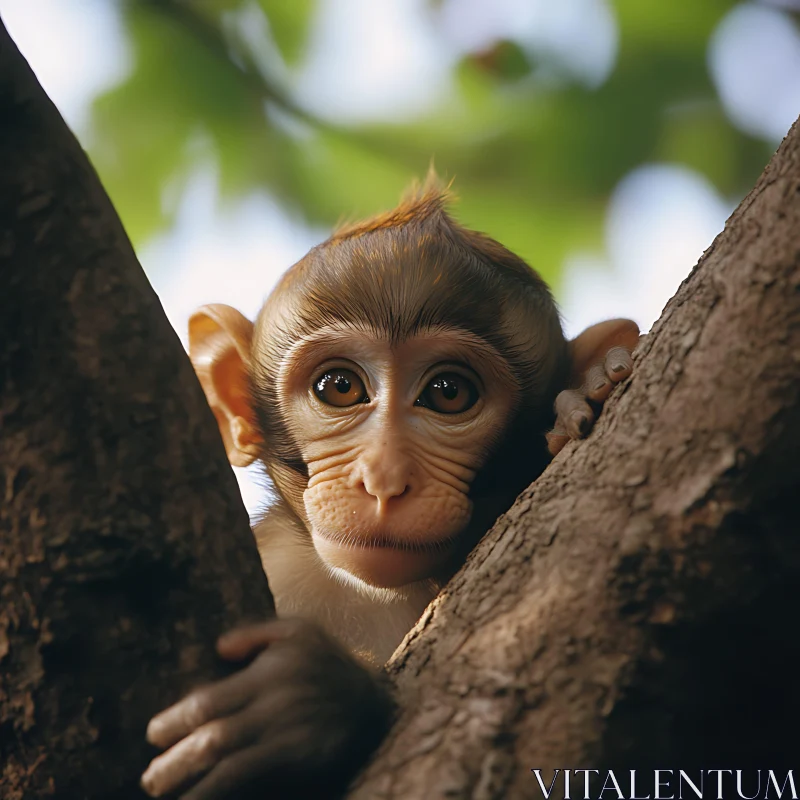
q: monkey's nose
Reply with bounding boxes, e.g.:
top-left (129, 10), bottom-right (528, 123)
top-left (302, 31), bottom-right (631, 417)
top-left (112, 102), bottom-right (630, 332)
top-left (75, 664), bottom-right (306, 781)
top-left (361, 479), bottom-right (411, 511)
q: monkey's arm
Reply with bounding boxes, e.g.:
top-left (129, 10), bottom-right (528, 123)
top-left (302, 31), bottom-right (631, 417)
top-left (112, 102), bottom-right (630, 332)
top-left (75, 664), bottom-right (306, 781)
top-left (546, 318), bottom-right (639, 455)
top-left (141, 620), bottom-right (392, 799)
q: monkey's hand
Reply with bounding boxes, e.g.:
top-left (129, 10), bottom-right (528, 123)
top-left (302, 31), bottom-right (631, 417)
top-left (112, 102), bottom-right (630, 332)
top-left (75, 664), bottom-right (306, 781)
top-left (140, 619), bottom-right (393, 799)
top-left (546, 319), bottom-right (639, 456)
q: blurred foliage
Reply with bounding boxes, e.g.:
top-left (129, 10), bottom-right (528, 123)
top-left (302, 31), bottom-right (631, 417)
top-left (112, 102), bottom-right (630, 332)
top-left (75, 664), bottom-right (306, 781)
top-left (90, 0), bottom-right (776, 284)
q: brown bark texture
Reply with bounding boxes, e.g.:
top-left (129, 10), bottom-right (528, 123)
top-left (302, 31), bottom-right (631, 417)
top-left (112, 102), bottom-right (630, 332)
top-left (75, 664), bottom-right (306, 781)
top-left (0, 19), bottom-right (274, 800)
top-left (350, 119), bottom-right (800, 798)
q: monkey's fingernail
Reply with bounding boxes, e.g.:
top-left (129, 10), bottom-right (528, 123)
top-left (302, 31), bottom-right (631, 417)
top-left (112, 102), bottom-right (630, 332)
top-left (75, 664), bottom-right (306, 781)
top-left (611, 363), bottom-right (627, 373)
top-left (569, 411), bottom-right (590, 435)
top-left (593, 381), bottom-right (607, 392)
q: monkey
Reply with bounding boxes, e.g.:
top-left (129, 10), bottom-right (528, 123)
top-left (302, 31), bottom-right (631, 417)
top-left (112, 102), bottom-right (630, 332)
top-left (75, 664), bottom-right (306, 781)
top-left (140, 181), bottom-right (639, 799)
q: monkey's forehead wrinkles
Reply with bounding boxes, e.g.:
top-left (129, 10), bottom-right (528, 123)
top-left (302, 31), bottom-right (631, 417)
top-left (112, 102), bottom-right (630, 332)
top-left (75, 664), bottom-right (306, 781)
top-left (278, 324), bottom-right (504, 365)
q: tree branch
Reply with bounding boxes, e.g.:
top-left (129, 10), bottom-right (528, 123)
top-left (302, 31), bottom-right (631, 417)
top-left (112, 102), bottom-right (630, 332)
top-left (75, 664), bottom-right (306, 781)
top-left (140, 0), bottom-right (422, 167)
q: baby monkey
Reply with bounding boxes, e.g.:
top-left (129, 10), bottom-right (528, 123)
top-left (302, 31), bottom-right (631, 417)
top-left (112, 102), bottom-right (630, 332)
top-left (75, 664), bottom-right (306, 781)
top-left (141, 182), bottom-right (638, 798)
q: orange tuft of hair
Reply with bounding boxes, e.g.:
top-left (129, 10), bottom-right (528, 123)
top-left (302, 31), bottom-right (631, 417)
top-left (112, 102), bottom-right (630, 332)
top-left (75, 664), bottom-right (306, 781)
top-left (331, 168), bottom-right (455, 242)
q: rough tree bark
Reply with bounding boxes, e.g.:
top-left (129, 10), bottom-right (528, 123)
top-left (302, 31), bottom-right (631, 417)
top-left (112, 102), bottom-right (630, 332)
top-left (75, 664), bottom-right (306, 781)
top-left (349, 119), bottom-right (800, 798)
top-left (0, 18), bottom-right (273, 800)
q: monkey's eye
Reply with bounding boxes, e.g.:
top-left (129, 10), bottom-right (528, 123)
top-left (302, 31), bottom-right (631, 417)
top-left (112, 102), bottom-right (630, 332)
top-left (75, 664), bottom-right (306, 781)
top-left (416, 373), bottom-right (478, 414)
top-left (313, 368), bottom-right (368, 407)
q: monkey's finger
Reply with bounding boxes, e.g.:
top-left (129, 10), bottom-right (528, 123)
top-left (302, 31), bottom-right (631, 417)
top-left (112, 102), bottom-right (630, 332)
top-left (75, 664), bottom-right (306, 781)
top-left (146, 669), bottom-right (263, 749)
top-left (142, 712), bottom-right (261, 798)
top-left (177, 743), bottom-right (282, 800)
top-left (178, 729), bottom-right (312, 800)
top-left (546, 428), bottom-right (569, 456)
top-left (584, 364), bottom-right (612, 403)
top-left (217, 619), bottom-right (303, 661)
top-left (554, 389), bottom-right (595, 440)
top-left (604, 346), bottom-right (633, 383)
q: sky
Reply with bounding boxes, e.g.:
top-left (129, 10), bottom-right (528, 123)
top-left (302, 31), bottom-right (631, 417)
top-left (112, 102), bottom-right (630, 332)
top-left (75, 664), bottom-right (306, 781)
top-left (2, 0), bottom-right (799, 516)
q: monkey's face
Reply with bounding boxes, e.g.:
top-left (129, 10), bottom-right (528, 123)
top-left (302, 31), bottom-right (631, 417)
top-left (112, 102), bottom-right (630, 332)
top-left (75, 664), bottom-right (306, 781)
top-left (188, 189), bottom-right (567, 592)
top-left (277, 324), bottom-right (519, 588)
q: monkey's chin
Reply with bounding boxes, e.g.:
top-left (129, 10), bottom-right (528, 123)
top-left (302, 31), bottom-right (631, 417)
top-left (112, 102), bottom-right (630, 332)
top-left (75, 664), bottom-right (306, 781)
top-left (310, 529), bottom-right (456, 589)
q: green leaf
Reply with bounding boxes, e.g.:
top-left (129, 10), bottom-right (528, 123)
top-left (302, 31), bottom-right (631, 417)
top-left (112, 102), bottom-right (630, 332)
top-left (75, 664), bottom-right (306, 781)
top-left (257, 0), bottom-right (316, 66)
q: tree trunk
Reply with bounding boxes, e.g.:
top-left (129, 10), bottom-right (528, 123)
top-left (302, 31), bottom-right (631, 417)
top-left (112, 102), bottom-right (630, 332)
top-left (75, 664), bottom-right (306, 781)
top-left (0, 18), bottom-right (274, 800)
top-left (349, 119), bottom-right (800, 799)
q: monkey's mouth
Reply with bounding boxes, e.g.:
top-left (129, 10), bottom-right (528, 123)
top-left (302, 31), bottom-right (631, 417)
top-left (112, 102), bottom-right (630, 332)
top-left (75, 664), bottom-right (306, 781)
top-left (311, 527), bottom-right (459, 588)
top-left (313, 526), bottom-right (458, 554)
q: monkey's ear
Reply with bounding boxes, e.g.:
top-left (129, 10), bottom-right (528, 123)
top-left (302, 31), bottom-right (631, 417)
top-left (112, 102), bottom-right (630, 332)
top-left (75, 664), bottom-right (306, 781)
top-left (568, 318), bottom-right (640, 388)
top-left (188, 304), bottom-right (262, 468)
